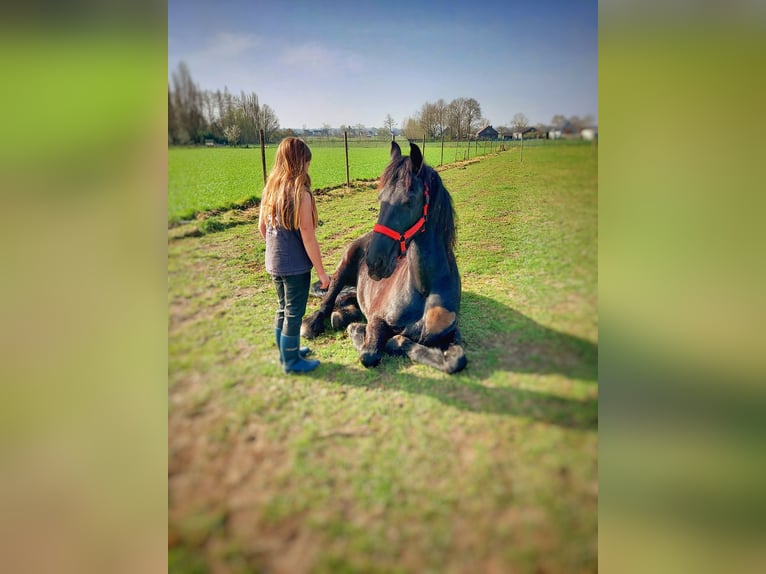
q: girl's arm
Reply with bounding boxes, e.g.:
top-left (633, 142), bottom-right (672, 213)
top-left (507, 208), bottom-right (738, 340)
top-left (258, 203), bottom-right (267, 239)
top-left (299, 192), bottom-right (330, 289)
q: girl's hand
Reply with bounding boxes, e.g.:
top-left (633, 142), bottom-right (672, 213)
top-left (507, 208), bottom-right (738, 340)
top-left (318, 272), bottom-right (331, 289)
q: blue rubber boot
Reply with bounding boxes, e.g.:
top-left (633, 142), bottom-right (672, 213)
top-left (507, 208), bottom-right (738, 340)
top-left (280, 334), bottom-right (320, 373)
top-left (275, 328), bottom-right (310, 364)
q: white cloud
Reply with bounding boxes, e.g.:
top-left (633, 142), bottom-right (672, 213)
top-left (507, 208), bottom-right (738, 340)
top-left (203, 31), bottom-right (260, 58)
top-left (279, 42), bottom-right (363, 74)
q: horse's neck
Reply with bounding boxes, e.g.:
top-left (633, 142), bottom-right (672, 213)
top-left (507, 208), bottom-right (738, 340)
top-left (409, 234), bottom-right (442, 294)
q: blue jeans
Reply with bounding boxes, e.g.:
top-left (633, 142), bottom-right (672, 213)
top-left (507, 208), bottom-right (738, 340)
top-left (272, 272), bottom-right (311, 337)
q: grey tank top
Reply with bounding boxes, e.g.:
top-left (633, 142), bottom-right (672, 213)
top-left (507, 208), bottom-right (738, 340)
top-left (264, 217), bottom-right (312, 276)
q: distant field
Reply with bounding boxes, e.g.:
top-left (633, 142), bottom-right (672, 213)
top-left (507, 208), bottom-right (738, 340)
top-left (168, 139), bottom-right (515, 223)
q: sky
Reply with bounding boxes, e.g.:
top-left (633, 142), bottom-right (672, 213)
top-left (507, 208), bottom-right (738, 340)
top-left (168, 0), bottom-right (597, 130)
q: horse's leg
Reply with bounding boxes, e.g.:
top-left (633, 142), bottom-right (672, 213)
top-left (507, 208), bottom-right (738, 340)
top-left (301, 235), bottom-right (369, 339)
top-left (331, 301), bottom-right (363, 331)
top-left (385, 334), bottom-right (467, 374)
top-left (347, 317), bottom-right (391, 368)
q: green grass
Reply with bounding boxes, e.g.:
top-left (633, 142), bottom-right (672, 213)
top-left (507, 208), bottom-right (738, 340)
top-left (168, 141), bottom-right (597, 573)
top-left (168, 139), bottom-right (517, 223)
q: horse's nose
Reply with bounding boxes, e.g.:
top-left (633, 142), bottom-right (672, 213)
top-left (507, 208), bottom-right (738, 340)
top-left (367, 255), bottom-right (382, 277)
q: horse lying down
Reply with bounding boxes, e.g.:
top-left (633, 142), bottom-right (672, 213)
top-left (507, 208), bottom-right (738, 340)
top-left (301, 141), bottom-right (467, 374)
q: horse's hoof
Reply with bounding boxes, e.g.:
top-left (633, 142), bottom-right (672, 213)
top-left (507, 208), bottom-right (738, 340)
top-left (347, 323), bottom-right (366, 352)
top-left (331, 311), bottom-right (345, 331)
top-left (445, 345), bottom-right (467, 374)
top-left (385, 335), bottom-right (411, 355)
top-left (360, 351), bottom-right (381, 368)
top-left (300, 312), bottom-right (324, 339)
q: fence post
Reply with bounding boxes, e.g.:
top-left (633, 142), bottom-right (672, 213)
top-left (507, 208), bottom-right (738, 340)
top-left (440, 132), bottom-right (444, 166)
top-left (260, 129), bottom-right (267, 185)
top-left (344, 130), bottom-right (350, 188)
top-left (520, 132), bottom-right (524, 164)
top-left (467, 137), bottom-right (471, 160)
top-left (422, 134), bottom-right (426, 156)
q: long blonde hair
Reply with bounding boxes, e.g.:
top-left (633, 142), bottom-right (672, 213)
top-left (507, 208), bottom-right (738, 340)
top-left (261, 137), bottom-right (317, 230)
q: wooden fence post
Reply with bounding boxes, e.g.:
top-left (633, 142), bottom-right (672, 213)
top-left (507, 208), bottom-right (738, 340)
top-left (520, 132), bottom-right (524, 164)
top-left (440, 132), bottom-right (444, 166)
top-left (260, 129), bottom-right (267, 185)
top-left (344, 130), bottom-right (350, 188)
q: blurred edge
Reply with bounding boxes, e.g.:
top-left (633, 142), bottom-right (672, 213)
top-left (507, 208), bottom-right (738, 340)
top-left (0, 3), bottom-right (167, 574)
top-left (600, 1), bottom-right (766, 573)
top-left (2, 0), bottom-right (766, 573)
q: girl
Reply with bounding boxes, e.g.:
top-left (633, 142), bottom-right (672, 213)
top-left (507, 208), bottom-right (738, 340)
top-left (259, 138), bottom-right (330, 373)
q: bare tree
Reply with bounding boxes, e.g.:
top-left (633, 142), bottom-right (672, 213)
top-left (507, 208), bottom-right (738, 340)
top-left (223, 124), bottom-right (240, 146)
top-left (446, 97), bottom-right (482, 140)
top-left (239, 91), bottom-right (260, 144)
top-left (511, 112), bottom-right (529, 133)
top-left (168, 86), bottom-right (178, 144)
top-left (511, 112), bottom-right (529, 162)
top-left (418, 102), bottom-right (439, 139)
top-left (433, 99), bottom-right (448, 138)
top-left (170, 61), bottom-right (205, 144)
top-left (402, 117), bottom-right (424, 140)
top-left (551, 114), bottom-right (566, 129)
top-left (383, 114), bottom-right (396, 137)
top-left (464, 98), bottom-right (483, 135)
top-left (261, 104), bottom-right (279, 142)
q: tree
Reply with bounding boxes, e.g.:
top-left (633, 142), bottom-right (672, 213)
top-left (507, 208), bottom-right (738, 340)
top-left (551, 114), bottom-right (566, 128)
top-left (446, 97), bottom-right (482, 140)
top-left (418, 102), bottom-right (439, 139)
top-left (239, 91), bottom-right (260, 144)
top-left (511, 112), bottom-right (529, 163)
top-left (260, 104), bottom-right (279, 143)
top-left (171, 61), bottom-right (205, 144)
top-left (464, 98), bottom-right (483, 136)
top-left (511, 112), bottom-right (529, 132)
top-left (168, 85), bottom-right (178, 144)
top-left (433, 99), bottom-right (448, 138)
top-left (402, 117), bottom-right (424, 140)
top-left (383, 114), bottom-right (396, 137)
top-left (223, 124), bottom-right (240, 146)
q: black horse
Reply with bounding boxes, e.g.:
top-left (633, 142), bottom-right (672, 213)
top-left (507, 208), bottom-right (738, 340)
top-left (302, 141), bottom-right (467, 374)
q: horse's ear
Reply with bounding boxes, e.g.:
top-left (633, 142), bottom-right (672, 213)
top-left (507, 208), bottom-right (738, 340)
top-left (390, 141), bottom-right (402, 160)
top-left (409, 143), bottom-right (423, 173)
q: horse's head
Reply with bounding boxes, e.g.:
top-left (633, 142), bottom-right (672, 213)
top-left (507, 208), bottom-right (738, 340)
top-left (367, 141), bottom-right (430, 280)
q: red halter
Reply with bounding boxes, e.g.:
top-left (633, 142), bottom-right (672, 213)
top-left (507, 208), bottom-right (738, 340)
top-left (372, 182), bottom-right (430, 258)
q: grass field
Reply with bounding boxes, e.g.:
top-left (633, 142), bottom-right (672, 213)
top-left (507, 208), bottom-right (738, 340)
top-left (168, 139), bottom-right (517, 224)
top-left (168, 141), bottom-right (598, 573)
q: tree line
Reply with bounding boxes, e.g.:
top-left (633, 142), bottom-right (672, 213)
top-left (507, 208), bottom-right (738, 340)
top-left (168, 62), bottom-right (279, 146)
top-left (168, 61), bottom-right (594, 146)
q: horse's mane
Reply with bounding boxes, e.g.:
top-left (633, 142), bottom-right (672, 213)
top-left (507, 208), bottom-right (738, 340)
top-left (423, 164), bottom-right (457, 256)
top-left (378, 157), bottom-right (457, 257)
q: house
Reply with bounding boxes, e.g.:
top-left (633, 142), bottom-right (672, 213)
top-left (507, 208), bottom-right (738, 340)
top-left (512, 126), bottom-right (539, 140)
top-left (476, 125), bottom-right (499, 140)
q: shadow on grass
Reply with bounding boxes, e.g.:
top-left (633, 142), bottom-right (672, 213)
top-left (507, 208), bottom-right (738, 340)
top-left (310, 291), bottom-right (597, 431)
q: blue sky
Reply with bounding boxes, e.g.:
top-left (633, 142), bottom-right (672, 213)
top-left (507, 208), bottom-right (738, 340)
top-left (168, 0), bottom-right (597, 130)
